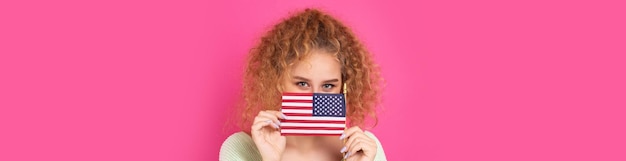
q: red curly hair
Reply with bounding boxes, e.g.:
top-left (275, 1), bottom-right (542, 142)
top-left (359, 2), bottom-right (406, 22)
top-left (239, 8), bottom-right (382, 132)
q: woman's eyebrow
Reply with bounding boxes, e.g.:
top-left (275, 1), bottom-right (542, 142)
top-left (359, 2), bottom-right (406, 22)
top-left (293, 76), bottom-right (339, 83)
top-left (323, 79), bottom-right (340, 83)
top-left (293, 76), bottom-right (311, 82)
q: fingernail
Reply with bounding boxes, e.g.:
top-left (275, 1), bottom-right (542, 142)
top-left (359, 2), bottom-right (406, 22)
top-left (339, 133), bottom-right (345, 140)
top-left (344, 152), bottom-right (350, 159)
top-left (265, 120), bottom-right (271, 123)
top-left (272, 123), bottom-right (279, 129)
top-left (340, 146), bottom-right (347, 153)
top-left (281, 114), bottom-right (287, 119)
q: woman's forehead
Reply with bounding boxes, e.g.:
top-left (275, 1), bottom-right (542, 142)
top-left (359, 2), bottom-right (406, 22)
top-left (288, 52), bottom-right (342, 80)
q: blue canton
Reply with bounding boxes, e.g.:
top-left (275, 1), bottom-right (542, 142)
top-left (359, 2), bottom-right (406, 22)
top-left (312, 93), bottom-right (346, 117)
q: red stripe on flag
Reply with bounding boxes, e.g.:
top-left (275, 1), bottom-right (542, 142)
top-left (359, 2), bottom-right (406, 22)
top-left (279, 133), bottom-right (342, 136)
top-left (281, 106), bottom-right (312, 109)
top-left (281, 100), bottom-right (313, 103)
top-left (282, 93), bottom-right (313, 96)
top-left (281, 120), bottom-right (345, 124)
top-left (280, 127), bottom-right (345, 130)
top-left (283, 113), bottom-right (312, 116)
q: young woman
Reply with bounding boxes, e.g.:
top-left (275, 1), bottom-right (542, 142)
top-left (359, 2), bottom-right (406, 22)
top-left (220, 8), bottom-right (386, 161)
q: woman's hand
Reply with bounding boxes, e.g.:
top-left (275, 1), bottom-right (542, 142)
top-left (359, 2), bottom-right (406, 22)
top-left (251, 110), bottom-right (286, 161)
top-left (340, 126), bottom-right (377, 161)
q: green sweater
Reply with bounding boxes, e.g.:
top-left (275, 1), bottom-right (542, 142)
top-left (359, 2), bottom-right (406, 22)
top-left (219, 131), bottom-right (387, 161)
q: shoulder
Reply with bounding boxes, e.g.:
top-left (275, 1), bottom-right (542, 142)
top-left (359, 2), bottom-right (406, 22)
top-left (219, 132), bottom-right (262, 161)
top-left (363, 131), bottom-right (388, 161)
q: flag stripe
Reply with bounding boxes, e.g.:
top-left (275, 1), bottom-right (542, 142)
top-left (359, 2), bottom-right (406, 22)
top-left (280, 106), bottom-right (312, 110)
top-left (281, 120), bottom-right (345, 124)
top-left (283, 113), bottom-right (312, 116)
top-left (284, 116), bottom-right (346, 121)
top-left (280, 127), bottom-right (345, 130)
top-left (282, 95), bottom-right (313, 100)
top-left (282, 93), bottom-right (314, 96)
top-left (280, 122), bottom-right (346, 128)
top-left (279, 133), bottom-right (342, 136)
top-left (281, 109), bottom-right (311, 114)
top-left (281, 129), bottom-right (343, 134)
top-left (281, 102), bottom-right (312, 107)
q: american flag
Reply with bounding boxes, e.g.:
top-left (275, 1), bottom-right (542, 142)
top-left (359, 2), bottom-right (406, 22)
top-left (280, 93), bottom-right (346, 136)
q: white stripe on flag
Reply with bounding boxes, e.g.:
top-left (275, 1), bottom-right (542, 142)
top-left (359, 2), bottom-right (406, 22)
top-left (280, 122), bottom-right (345, 128)
top-left (284, 116), bottom-right (346, 121)
top-left (281, 129), bottom-right (344, 134)
top-left (281, 109), bottom-right (311, 114)
top-left (281, 102), bottom-right (312, 107)
top-left (281, 96), bottom-right (313, 100)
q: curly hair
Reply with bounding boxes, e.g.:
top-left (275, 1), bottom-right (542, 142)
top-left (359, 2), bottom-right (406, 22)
top-left (239, 8), bottom-right (382, 132)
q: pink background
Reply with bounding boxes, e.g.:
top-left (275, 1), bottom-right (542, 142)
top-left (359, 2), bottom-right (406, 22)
top-left (1, 0), bottom-right (625, 160)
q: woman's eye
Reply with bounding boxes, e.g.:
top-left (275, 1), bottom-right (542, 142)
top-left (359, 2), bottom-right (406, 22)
top-left (322, 84), bottom-right (335, 89)
top-left (296, 82), bottom-right (309, 87)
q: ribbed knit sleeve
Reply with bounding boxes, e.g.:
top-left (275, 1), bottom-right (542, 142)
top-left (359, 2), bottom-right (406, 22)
top-left (219, 132), bottom-right (262, 161)
top-left (364, 131), bottom-right (388, 161)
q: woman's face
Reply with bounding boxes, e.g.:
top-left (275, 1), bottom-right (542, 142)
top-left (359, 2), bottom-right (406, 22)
top-left (283, 50), bottom-right (342, 94)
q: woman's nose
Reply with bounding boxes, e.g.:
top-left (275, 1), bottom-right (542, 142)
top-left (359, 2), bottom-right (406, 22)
top-left (312, 86), bottom-right (321, 93)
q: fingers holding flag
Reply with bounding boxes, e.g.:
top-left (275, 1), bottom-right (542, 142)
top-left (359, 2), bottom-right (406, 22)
top-left (252, 110), bottom-right (286, 131)
top-left (340, 126), bottom-right (377, 161)
top-left (251, 110), bottom-right (287, 161)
